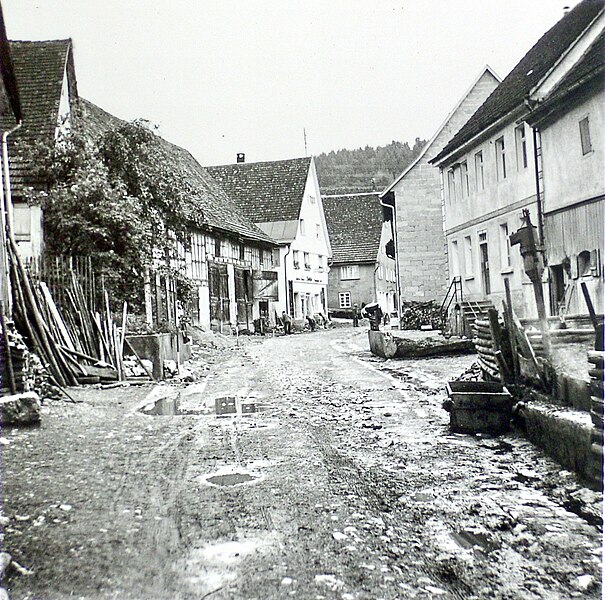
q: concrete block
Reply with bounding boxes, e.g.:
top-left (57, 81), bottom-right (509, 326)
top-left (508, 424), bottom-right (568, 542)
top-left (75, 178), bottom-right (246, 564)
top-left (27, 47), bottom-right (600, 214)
top-left (0, 392), bottom-right (41, 426)
top-left (521, 401), bottom-right (595, 486)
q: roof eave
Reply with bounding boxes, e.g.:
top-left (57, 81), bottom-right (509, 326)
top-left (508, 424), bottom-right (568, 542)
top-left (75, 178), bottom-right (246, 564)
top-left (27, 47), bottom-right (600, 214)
top-left (430, 104), bottom-right (527, 167)
top-left (380, 65), bottom-right (501, 197)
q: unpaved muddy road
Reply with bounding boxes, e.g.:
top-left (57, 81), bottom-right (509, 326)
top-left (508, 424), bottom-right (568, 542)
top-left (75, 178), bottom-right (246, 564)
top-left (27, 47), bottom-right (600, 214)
top-left (1, 327), bottom-right (602, 599)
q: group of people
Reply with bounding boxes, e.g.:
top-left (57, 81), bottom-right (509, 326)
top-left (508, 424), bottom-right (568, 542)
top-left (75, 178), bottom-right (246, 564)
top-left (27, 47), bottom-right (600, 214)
top-left (280, 311), bottom-right (329, 334)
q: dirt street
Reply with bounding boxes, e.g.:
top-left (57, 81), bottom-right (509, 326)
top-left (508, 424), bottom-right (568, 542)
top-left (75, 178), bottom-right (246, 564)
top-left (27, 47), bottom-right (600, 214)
top-left (1, 327), bottom-right (602, 599)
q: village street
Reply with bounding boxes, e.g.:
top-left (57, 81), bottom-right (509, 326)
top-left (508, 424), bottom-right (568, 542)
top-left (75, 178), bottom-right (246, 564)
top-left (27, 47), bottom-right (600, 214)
top-left (1, 327), bottom-right (603, 600)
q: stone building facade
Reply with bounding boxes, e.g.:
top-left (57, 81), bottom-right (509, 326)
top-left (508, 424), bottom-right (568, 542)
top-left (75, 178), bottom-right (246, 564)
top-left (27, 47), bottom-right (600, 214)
top-left (380, 67), bottom-right (500, 307)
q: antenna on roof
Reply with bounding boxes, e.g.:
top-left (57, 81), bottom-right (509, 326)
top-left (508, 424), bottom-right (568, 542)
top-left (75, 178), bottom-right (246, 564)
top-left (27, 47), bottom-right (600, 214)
top-left (303, 128), bottom-right (308, 156)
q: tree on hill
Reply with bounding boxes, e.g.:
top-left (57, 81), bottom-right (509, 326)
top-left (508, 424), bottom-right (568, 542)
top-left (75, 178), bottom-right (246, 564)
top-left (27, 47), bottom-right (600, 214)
top-left (314, 138), bottom-right (426, 195)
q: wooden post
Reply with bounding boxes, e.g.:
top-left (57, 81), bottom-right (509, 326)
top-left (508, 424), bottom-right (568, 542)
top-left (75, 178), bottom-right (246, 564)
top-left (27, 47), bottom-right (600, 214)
top-left (503, 278), bottom-right (520, 381)
top-left (0, 300), bottom-right (16, 394)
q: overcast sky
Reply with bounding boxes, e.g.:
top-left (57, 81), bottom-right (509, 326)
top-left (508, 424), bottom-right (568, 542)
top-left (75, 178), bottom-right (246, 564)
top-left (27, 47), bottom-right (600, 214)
top-left (4, 0), bottom-right (580, 166)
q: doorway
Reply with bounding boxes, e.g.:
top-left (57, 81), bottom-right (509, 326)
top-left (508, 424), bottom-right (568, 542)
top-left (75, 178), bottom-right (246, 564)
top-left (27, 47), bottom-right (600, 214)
top-left (479, 232), bottom-right (490, 296)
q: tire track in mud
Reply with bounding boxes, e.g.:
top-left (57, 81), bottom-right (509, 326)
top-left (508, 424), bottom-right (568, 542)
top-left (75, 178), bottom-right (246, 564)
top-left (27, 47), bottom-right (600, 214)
top-left (245, 338), bottom-right (472, 598)
top-left (247, 332), bottom-right (602, 600)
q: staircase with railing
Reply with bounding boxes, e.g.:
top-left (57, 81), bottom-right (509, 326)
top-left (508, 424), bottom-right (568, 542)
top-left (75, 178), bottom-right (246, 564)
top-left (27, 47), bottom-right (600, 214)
top-left (439, 276), bottom-right (463, 335)
top-left (440, 276), bottom-right (493, 337)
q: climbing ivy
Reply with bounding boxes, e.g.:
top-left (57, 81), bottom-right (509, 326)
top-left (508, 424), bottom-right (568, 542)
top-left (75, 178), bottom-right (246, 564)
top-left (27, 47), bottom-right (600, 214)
top-left (23, 120), bottom-right (196, 312)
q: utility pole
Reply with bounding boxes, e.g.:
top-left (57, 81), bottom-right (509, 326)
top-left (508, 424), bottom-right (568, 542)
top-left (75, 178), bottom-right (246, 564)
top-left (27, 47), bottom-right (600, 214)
top-left (303, 128), bottom-right (308, 157)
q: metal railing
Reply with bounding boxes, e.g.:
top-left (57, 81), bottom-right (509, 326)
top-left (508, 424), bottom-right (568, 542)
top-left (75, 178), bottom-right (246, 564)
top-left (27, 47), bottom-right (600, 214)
top-left (439, 276), bottom-right (463, 329)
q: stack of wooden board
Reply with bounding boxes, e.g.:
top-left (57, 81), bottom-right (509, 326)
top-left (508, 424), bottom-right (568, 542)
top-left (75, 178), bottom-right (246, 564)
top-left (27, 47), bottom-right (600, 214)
top-left (6, 237), bottom-right (152, 389)
top-left (588, 351), bottom-right (604, 489)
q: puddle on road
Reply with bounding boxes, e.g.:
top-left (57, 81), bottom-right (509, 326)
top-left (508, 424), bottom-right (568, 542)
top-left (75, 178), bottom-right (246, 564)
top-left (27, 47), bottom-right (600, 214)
top-left (206, 473), bottom-right (258, 486)
top-left (450, 530), bottom-right (495, 552)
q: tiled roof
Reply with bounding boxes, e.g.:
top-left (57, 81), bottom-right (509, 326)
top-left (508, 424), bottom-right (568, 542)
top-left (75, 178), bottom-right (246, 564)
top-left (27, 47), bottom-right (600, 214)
top-left (206, 157), bottom-right (312, 223)
top-left (1, 39), bottom-right (74, 194)
top-left (539, 30), bottom-right (604, 107)
top-left (1, 39), bottom-right (71, 138)
top-left (322, 193), bottom-right (383, 264)
top-left (431, 0), bottom-right (604, 164)
top-left (76, 99), bottom-right (277, 246)
top-left (0, 8), bottom-right (22, 122)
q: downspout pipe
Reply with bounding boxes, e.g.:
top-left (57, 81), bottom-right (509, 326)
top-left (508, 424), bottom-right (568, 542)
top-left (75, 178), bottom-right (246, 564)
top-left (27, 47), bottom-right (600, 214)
top-left (3, 121), bottom-right (23, 246)
top-left (1, 121), bottom-right (22, 315)
top-left (283, 243), bottom-right (291, 316)
top-left (531, 126), bottom-right (545, 248)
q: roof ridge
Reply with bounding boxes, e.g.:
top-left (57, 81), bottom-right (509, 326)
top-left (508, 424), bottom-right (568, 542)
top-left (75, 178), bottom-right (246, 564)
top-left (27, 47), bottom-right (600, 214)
top-left (9, 38), bottom-right (72, 44)
top-left (431, 0), bottom-right (605, 165)
top-left (208, 156), bottom-right (311, 169)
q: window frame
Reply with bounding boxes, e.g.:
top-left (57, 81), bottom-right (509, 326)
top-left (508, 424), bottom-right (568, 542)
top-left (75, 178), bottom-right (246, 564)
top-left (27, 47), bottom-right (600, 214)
top-left (464, 235), bottom-right (474, 278)
top-left (499, 222), bottom-right (512, 270)
top-left (460, 161), bottom-right (470, 198)
top-left (447, 167), bottom-right (457, 202)
top-left (474, 151), bottom-right (484, 191)
top-left (515, 124), bottom-right (528, 170)
top-left (579, 116), bottom-right (592, 155)
top-left (338, 291), bottom-right (351, 309)
top-left (340, 265), bottom-right (360, 280)
top-left (495, 136), bottom-right (506, 180)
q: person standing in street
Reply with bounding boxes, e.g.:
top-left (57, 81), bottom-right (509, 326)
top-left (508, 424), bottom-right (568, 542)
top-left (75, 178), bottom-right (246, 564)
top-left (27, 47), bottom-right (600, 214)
top-left (352, 304), bottom-right (361, 327)
top-left (282, 311), bottom-right (293, 335)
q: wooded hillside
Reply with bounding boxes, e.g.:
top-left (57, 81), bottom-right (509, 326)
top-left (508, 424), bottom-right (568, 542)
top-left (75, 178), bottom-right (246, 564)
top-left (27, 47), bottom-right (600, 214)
top-left (314, 138), bottom-right (426, 195)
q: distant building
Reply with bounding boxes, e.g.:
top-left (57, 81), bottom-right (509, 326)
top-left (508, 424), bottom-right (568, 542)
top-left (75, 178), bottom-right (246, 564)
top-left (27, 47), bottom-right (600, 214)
top-left (207, 157), bottom-right (332, 321)
top-left (381, 67), bottom-right (500, 308)
top-left (431, 0), bottom-right (604, 318)
top-left (322, 192), bottom-right (396, 316)
top-left (526, 27), bottom-right (604, 316)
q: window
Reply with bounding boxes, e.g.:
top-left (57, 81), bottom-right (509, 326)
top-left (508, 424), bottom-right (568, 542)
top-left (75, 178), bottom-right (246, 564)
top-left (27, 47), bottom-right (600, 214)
top-left (495, 137), bottom-right (506, 180)
top-left (451, 240), bottom-right (460, 276)
top-left (214, 238), bottom-right (221, 257)
top-left (515, 125), bottom-right (528, 169)
top-left (292, 250), bottom-right (300, 269)
top-left (499, 223), bottom-right (511, 269)
top-left (475, 151), bottom-right (484, 191)
top-left (299, 218), bottom-right (306, 235)
top-left (239, 243), bottom-right (245, 260)
top-left (340, 265), bottom-right (359, 280)
top-left (259, 248), bottom-right (265, 266)
top-left (316, 224), bottom-right (321, 239)
top-left (579, 117), bottom-right (592, 155)
top-left (578, 250), bottom-right (591, 276)
top-left (377, 265), bottom-right (384, 280)
top-left (304, 252), bottom-right (311, 270)
top-left (339, 292), bottom-right (351, 309)
top-left (13, 200), bottom-right (31, 241)
top-left (309, 195), bottom-right (316, 204)
top-left (464, 235), bottom-right (473, 277)
top-left (460, 161), bottom-right (469, 198)
top-left (447, 168), bottom-right (457, 202)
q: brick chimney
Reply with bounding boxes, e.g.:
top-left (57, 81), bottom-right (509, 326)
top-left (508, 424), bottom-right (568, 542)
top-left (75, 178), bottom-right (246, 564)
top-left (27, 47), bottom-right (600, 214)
top-left (237, 153), bottom-right (245, 163)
